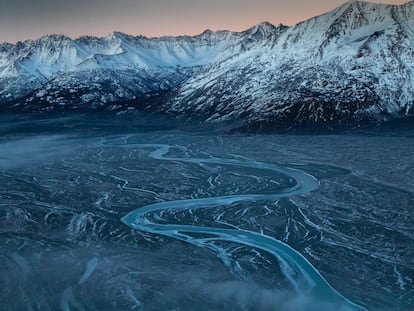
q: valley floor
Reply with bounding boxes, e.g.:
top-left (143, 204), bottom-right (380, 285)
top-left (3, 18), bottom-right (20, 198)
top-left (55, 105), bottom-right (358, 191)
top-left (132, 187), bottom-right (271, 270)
top-left (0, 114), bottom-right (413, 310)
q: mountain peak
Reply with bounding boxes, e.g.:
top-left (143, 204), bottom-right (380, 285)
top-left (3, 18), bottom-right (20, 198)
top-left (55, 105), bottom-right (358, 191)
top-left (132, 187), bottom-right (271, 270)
top-left (256, 21), bottom-right (276, 28)
top-left (37, 34), bottom-right (72, 43)
top-left (244, 22), bottom-right (287, 39)
top-left (200, 29), bottom-right (214, 36)
top-left (106, 31), bottom-right (134, 41)
top-left (251, 22), bottom-right (277, 31)
top-left (338, 0), bottom-right (401, 10)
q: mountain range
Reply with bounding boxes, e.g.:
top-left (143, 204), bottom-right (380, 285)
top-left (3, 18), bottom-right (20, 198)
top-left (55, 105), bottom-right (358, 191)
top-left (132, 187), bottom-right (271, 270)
top-left (1, 0), bottom-right (413, 131)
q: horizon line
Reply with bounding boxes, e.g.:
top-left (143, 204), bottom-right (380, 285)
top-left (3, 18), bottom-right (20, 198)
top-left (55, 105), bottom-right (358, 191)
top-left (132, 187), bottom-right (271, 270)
top-left (1, 0), bottom-right (411, 45)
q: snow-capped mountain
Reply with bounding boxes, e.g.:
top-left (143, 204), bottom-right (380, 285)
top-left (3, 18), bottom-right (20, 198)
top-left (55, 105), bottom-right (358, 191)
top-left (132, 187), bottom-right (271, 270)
top-left (1, 1), bottom-right (413, 130)
top-left (0, 29), bottom-right (249, 109)
top-left (164, 0), bottom-right (414, 130)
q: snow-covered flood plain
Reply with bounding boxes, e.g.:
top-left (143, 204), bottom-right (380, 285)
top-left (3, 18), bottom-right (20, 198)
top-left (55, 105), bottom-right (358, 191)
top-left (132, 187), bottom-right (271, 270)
top-left (0, 114), bottom-right (413, 311)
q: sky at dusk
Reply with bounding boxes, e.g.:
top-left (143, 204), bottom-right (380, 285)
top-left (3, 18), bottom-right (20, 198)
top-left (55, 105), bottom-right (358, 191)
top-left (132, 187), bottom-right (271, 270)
top-left (0, 0), bottom-right (409, 43)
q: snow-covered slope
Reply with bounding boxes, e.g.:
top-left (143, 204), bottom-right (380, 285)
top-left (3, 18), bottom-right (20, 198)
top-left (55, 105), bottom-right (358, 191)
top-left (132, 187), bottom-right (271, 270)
top-left (164, 0), bottom-right (414, 130)
top-left (0, 26), bottom-right (271, 109)
top-left (1, 1), bottom-right (413, 130)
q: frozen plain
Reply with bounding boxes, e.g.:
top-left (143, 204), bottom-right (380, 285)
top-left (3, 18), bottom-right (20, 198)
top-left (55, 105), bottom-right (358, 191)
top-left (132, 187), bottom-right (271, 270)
top-left (0, 114), bottom-right (413, 311)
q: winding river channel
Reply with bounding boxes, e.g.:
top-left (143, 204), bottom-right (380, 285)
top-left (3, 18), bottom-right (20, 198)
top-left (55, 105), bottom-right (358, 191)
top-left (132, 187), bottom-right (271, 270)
top-left (121, 144), bottom-right (366, 311)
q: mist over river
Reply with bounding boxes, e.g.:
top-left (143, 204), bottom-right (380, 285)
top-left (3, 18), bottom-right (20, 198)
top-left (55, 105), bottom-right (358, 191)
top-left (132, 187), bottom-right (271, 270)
top-left (0, 114), bottom-right (413, 311)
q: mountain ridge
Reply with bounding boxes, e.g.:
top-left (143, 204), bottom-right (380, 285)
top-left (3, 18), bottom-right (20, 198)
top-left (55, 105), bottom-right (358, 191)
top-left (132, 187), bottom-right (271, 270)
top-left (1, 0), bottom-right (413, 131)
